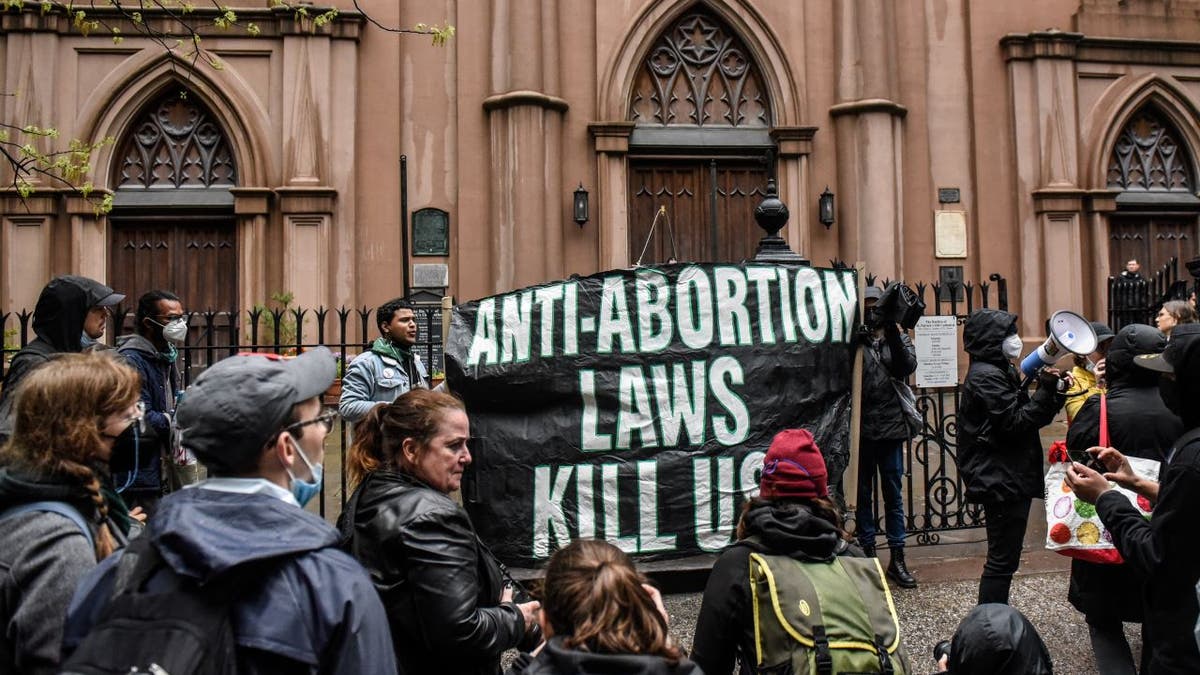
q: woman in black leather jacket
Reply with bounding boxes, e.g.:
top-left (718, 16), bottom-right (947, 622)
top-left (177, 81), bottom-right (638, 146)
top-left (507, 539), bottom-right (700, 675)
top-left (340, 389), bottom-right (540, 675)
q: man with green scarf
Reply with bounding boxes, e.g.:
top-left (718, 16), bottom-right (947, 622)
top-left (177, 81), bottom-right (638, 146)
top-left (339, 297), bottom-right (430, 422)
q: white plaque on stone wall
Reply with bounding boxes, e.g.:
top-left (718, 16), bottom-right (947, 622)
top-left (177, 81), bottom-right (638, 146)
top-left (934, 210), bottom-right (968, 259)
top-left (914, 315), bottom-right (959, 388)
top-left (413, 263), bottom-right (449, 288)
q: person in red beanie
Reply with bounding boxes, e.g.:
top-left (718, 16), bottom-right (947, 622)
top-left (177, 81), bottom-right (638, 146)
top-left (691, 429), bottom-right (910, 674)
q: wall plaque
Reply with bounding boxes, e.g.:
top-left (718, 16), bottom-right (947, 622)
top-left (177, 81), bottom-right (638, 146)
top-left (412, 208), bottom-right (449, 256)
top-left (938, 187), bottom-right (961, 204)
top-left (934, 210), bottom-right (968, 259)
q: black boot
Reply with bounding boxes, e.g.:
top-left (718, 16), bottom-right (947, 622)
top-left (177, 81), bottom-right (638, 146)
top-left (887, 548), bottom-right (917, 589)
top-left (860, 540), bottom-right (876, 558)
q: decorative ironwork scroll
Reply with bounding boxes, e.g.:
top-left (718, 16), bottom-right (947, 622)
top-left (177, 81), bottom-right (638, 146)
top-left (1106, 109), bottom-right (1194, 192)
top-left (116, 90), bottom-right (237, 189)
top-left (629, 10), bottom-right (770, 127)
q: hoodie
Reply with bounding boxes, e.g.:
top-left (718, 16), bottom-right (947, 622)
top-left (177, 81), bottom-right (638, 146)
top-left (0, 276), bottom-right (119, 442)
top-left (62, 487), bottom-right (397, 675)
top-left (947, 604), bottom-right (1053, 675)
top-left (509, 637), bottom-right (703, 675)
top-left (690, 501), bottom-right (858, 675)
top-left (958, 309), bottom-right (1065, 503)
top-left (0, 468), bottom-right (104, 675)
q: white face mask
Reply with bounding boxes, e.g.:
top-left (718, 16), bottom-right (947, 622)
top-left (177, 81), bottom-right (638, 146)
top-left (150, 317), bottom-right (188, 346)
top-left (1002, 334), bottom-right (1023, 360)
top-left (162, 318), bottom-right (188, 346)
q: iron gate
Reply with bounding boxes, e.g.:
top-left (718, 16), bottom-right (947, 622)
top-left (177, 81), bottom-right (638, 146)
top-left (858, 273), bottom-right (1010, 545)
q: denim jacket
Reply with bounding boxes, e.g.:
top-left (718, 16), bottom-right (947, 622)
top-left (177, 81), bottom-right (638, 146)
top-left (338, 349), bottom-right (428, 422)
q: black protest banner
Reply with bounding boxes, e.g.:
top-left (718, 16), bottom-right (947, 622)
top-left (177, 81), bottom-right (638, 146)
top-left (444, 264), bottom-right (858, 566)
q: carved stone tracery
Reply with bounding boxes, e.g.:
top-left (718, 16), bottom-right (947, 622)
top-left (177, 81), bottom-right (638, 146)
top-left (1106, 108), bottom-right (1194, 192)
top-left (117, 90), bottom-right (237, 189)
top-left (629, 10), bottom-right (770, 127)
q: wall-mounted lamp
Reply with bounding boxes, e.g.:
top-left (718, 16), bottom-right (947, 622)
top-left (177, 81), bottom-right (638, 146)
top-left (818, 186), bottom-right (835, 229)
top-left (573, 183), bottom-right (589, 226)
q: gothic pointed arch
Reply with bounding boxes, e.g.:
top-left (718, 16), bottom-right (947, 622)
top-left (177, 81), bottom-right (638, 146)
top-left (600, 0), bottom-right (800, 125)
top-left (113, 87), bottom-right (238, 190)
top-left (628, 7), bottom-right (771, 128)
top-left (79, 50), bottom-right (274, 188)
top-left (1105, 106), bottom-right (1195, 193)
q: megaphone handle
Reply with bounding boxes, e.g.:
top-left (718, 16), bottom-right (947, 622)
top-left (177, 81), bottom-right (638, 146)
top-left (1020, 373), bottom-right (1035, 390)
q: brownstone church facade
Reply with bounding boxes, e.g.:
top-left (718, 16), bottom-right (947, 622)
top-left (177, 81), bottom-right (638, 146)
top-left (2, 0), bottom-right (1199, 341)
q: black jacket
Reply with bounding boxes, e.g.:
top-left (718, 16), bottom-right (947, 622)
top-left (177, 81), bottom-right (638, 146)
top-left (946, 603), bottom-right (1053, 674)
top-left (508, 638), bottom-right (703, 675)
top-left (958, 310), bottom-right (1065, 503)
top-left (341, 470), bottom-right (525, 675)
top-left (690, 501), bottom-right (858, 675)
top-left (860, 326), bottom-right (918, 442)
top-left (1064, 325), bottom-right (1183, 620)
top-left (110, 334), bottom-right (181, 495)
top-left (1097, 430), bottom-right (1200, 674)
top-left (0, 276), bottom-right (116, 442)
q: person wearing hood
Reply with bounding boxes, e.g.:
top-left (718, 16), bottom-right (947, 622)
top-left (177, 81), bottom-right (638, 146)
top-left (856, 284), bottom-right (920, 588)
top-left (0, 275), bottom-right (123, 443)
top-left (0, 352), bottom-right (141, 675)
top-left (62, 347), bottom-right (397, 675)
top-left (506, 539), bottom-right (700, 675)
top-left (691, 429), bottom-right (909, 675)
top-left (1064, 324), bottom-right (1181, 675)
top-left (1063, 321), bottom-right (1115, 422)
top-left (110, 290), bottom-right (191, 514)
top-left (938, 603), bottom-right (1053, 674)
top-left (339, 297), bottom-right (429, 423)
top-left (958, 309), bottom-right (1068, 605)
top-left (1066, 322), bottom-right (1200, 674)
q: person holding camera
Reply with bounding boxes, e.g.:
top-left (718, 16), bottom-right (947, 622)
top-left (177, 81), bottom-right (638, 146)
top-left (1066, 322), bottom-right (1200, 675)
top-left (1064, 324), bottom-right (1181, 675)
top-left (959, 309), bottom-right (1068, 605)
top-left (855, 284), bottom-right (919, 588)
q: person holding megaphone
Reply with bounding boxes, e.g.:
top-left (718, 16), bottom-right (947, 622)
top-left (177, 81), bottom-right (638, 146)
top-left (958, 309), bottom-right (1071, 605)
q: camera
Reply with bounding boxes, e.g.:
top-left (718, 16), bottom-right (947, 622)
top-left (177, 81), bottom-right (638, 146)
top-left (869, 282), bottom-right (926, 331)
top-left (933, 639), bottom-right (952, 663)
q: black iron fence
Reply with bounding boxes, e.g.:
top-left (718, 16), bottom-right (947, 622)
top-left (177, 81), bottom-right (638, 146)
top-left (1107, 257), bottom-right (1190, 330)
top-left (2, 301), bottom-right (446, 519)
top-left (5, 275), bottom-right (1006, 543)
top-left (859, 273), bottom-right (1010, 545)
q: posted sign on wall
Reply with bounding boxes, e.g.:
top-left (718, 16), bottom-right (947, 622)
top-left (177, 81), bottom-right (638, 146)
top-left (445, 264), bottom-right (858, 566)
top-left (914, 315), bottom-right (959, 388)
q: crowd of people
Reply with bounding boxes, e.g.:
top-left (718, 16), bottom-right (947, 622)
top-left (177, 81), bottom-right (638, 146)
top-left (1, 273), bottom-right (1198, 674)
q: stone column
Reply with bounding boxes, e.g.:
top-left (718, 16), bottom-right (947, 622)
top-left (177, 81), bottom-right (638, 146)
top-left (0, 192), bottom-right (55, 311)
top-left (588, 123), bottom-right (635, 272)
top-left (771, 127), bottom-right (819, 261)
top-left (1004, 31), bottom-right (1085, 333)
top-left (485, 0), bottom-right (568, 292)
top-left (832, 0), bottom-right (907, 278)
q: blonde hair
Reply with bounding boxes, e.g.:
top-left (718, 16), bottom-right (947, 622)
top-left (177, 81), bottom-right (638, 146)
top-left (0, 352), bottom-right (140, 560)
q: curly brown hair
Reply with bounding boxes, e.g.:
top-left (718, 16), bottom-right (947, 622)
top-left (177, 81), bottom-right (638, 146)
top-left (0, 352), bottom-right (140, 560)
top-left (540, 539), bottom-right (681, 662)
top-left (346, 388), bottom-right (466, 489)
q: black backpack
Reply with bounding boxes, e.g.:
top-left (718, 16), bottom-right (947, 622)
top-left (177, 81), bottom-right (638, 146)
top-left (61, 535), bottom-right (259, 675)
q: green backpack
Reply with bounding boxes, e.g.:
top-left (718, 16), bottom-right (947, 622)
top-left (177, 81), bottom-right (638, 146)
top-left (748, 552), bottom-right (910, 675)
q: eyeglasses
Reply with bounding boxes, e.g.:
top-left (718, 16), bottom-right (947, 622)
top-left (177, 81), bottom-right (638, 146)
top-left (284, 409), bottom-right (339, 434)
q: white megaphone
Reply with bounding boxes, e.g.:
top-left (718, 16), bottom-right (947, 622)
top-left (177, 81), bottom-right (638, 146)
top-left (1019, 310), bottom-right (1099, 379)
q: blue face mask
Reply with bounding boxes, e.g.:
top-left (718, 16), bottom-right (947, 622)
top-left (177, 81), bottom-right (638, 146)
top-left (285, 436), bottom-right (324, 507)
top-left (80, 331), bottom-right (97, 349)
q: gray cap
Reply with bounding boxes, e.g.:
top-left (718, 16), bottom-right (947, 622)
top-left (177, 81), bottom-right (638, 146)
top-left (864, 286), bottom-right (883, 301)
top-left (176, 346), bottom-right (336, 473)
